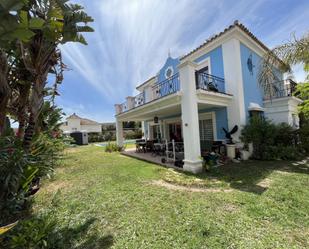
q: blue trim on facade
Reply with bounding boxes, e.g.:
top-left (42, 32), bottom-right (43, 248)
top-left (156, 57), bottom-right (180, 97)
top-left (240, 43), bottom-right (263, 119)
top-left (240, 43), bottom-right (284, 120)
top-left (157, 56), bottom-right (180, 83)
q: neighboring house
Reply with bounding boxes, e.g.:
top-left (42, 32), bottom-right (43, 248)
top-left (60, 113), bottom-right (102, 133)
top-left (114, 21), bottom-right (302, 173)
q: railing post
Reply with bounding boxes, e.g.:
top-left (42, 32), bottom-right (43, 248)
top-left (114, 104), bottom-right (122, 115)
top-left (126, 96), bottom-right (135, 110)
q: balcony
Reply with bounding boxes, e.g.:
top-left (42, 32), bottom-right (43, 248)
top-left (195, 72), bottom-right (225, 93)
top-left (116, 73), bottom-right (180, 114)
top-left (152, 73), bottom-right (180, 99)
top-left (194, 71), bottom-right (232, 106)
top-left (263, 79), bottom-right (297, 100)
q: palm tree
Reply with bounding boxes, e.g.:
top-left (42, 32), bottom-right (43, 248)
top-left (258, 32), bottom-right (309, 97)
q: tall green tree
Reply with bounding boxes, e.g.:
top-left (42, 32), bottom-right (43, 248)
top-left (0, 0), bottom-right (94, 150)
top-left (295, 82), bottom-right (309, 119)
top-left (258, 32), bottom-right (309, 98)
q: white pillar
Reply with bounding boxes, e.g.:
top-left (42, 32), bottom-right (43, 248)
top-left (178, 61), bottom-right (203, 174)
top-left (126, 96), bottom-right (135, 110)
top-left (141, 121), bottom-right (145, 138)
top-left (116, 119), bottom-right (124, 146)
top-left (222, 38), bottom-right (246, 141)
top-left (114, 104), bottom-right (122, 115)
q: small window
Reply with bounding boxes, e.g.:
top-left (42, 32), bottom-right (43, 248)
top-left (199, 119), bottom-right (213, 141)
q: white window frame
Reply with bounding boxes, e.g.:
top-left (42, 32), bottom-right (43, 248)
top-left (196, 57), bottom-right (211, 75)
top-left (198, 112), bottom-right (217, 141)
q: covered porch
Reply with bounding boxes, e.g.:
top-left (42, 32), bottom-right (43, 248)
top-left (116, 93), bottom-right (232, 173)
top-left (115, 61), bottom-right (233, 173)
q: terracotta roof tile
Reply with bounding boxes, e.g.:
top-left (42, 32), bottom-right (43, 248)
top-left (180, 20), bottom-right (278, 60)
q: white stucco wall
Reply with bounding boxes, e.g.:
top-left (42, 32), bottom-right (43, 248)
top-left (222, 38), bottom-right (246, 141)
top-left (80, 124), bottom-right (102, 133)
top-left (264, 97), bottom-right (302, 128)
top-left (60, 118), bottom-right (101, 133)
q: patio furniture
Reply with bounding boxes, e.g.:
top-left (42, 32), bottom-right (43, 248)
top-left (161, 140), bottom-right (184, 167)
top-left (153, 142), bottom-right (165, 156)
top-left (146, 140), bottom-right (154, 152)
top-left (135, 139), bottom-right (146, 153)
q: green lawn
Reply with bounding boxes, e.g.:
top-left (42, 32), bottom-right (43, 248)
top-left (33, 145), bottom-right (309, 249)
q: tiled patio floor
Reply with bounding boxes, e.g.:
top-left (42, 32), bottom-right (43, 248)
top-left (121, 148), bottom-right (183, 171)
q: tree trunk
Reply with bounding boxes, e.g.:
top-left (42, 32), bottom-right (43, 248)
top-left (0, 50), bottom-right (10, 136)
top-left (16, 85), bottom-right (31, 138)
top-left (23, 112), bottom-right (36, 149)
top-left (23, 74), bottom-right (47, 150)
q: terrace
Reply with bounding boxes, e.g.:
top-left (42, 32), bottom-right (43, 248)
top-left (115, 71), bottom-right (231, 115)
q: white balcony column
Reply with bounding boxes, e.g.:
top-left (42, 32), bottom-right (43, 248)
top-left (116, 119), bottom-right (124, 147)
top-left (114, 104), bottom-right (122, 115)
top-left (178, 61), bottom-right (203, 174)
top-left (126, 96), bottom-right (135, 110)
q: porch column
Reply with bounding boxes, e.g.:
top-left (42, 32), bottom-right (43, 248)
top-left (178, 61), bottom-right (203, 174)
top-left (141, 121), bottom-right (145, 138)
top-left (116, 119), bottom-right (124, 147)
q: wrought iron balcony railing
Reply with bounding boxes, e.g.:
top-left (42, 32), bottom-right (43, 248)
top-left (117, 73), bottom-right (180, 114)
top-left (134, 92), bottom-right (145, 107)
top-left (152, 73), bottom-right (180, 100)
top-left (195, 72), bottom-right (225, 93)
top-left (263, 79), bottom-right (297, 100)
top-left (119, 102), bottom-right (127, 113)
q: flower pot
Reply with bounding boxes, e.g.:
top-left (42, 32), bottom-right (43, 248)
top-left (241, 150), bottom-right (251, 160)
top-left (226, 144), bottom-right (236, 159)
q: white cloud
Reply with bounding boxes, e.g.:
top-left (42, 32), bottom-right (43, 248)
top-left (61, 0), bottom-right (308, 109)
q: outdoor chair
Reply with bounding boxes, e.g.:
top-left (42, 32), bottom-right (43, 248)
top-left (135, 139), bottom-right (146, 153)
top-left (146, 140), bottom-right (154, 152)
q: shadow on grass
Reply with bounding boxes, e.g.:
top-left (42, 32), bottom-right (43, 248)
top-left (3, 216), bottom-right (114, 249)
top-left (57, 217), bottom-right (114, 249)
top-left (184, 158), bottom-right (309, 195)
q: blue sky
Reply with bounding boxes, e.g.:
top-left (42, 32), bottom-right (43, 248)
top-left (57, 0), bottom-right (309, 122)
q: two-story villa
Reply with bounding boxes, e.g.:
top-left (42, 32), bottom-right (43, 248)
top-left (114, 21), bottom-right (302, 173)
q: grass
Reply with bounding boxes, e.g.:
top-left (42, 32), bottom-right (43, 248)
top-left (31, 145), bottom-right (308, 248)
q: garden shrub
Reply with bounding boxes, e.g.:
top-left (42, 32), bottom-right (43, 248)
top-left (240, 116), bottom-right (303, 160)
top-left (298, 121), bottom-right (309, 153)
top-left (3, 214), bottom-right (60, 249)
top-left (240, 117), bottom-right (277, 160)
top-left (104, 142), bottom-right (125, 152)
top-left (88, 133), bottom-right (116, 143)
top-left (0, 134), bottom-right (65, 224)
top-left (124, 130), bottom-right (142, 140)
